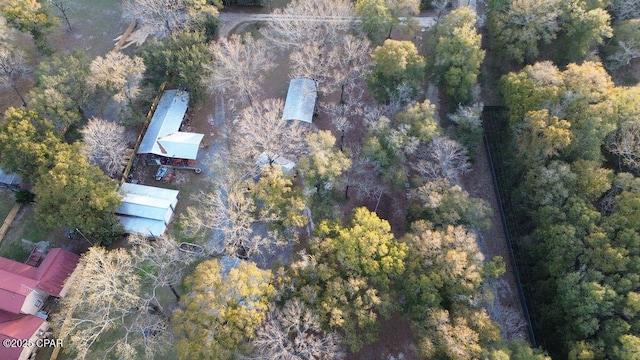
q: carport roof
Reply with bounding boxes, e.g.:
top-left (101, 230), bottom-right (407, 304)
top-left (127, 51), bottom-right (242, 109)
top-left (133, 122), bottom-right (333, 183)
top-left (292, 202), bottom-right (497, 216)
top-left (282, 78), bottom-right (317, 123)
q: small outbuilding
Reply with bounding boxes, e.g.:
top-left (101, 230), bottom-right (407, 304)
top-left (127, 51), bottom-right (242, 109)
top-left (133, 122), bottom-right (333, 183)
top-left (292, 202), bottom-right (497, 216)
top-left (138, 90), bottom-right (204, 160)
top-left (256, 152), bottom-right (296, 175)
top-left (282, 78), bottom-right (317, 123)
top-left (116, 183), bottom-right (179, 237)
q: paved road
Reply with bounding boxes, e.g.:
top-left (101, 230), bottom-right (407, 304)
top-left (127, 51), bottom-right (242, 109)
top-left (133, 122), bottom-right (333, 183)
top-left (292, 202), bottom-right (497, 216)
top-left (218, 12), bottom-right (437, 37)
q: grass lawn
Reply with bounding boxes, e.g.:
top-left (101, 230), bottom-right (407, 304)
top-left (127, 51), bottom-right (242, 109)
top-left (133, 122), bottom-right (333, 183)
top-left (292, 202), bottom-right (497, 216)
top-left (0, 188), bottom-right (15, 222)
top-left (48, 0), bottom-right (126, 57)
top-left (0, 204), bottom-right (61, 262)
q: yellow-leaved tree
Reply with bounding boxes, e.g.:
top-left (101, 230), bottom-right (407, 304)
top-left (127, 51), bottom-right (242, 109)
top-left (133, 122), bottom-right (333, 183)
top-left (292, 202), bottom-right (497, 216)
top-left (173, 259), bottom-right (274, 360)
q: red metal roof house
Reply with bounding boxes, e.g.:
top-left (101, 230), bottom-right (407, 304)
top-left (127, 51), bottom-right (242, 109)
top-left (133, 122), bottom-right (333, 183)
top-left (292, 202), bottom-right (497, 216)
top-left (0, 248), bottom-right (80, 360)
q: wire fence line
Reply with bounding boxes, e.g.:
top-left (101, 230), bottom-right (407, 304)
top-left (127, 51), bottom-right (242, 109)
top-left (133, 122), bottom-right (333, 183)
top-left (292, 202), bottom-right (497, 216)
top-left (482, 106), bottom-right (539, 347)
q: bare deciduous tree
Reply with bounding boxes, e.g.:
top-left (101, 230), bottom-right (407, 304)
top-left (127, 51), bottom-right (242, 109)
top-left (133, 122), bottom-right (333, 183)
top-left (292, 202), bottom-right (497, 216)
top-left (345, 151), bottom-right (388, 202)
top-left (129, 235), bottom-right (194, 301)
top-left (415, 136), bottom-right (471, 183)
top-left (604, 19), bottom-right (640, 70)
top-left (205, 33), bottom-right (275, 105)
top-left (607, 0), bottom-right (640, 21)
top-left (54, 240), bottom-right (191, 360)
top-left (264, 0), bottom-right (355, 50)
top-left (88, 51), bottom-right (145, 105)
top-left (0, 14), bottom-right (15, 47)
top-left (290, 40), bottom-right (331, 87)
top-left (607, 120), bottom-right (640, 172)
top-left (0, 47), bottom-right (30, 106)
top-left (252, 299), bottom-right (346, 360)
top-left (232, 98), bottom-right (309, 170)
top-left (122, 0), bottom-right (218, 43)
top-left (327, 34), bottom-right (371, 98)
top-left (80, 118), bottom-right (131, 175)
top-left (183, 164), bottom-right (290, 259)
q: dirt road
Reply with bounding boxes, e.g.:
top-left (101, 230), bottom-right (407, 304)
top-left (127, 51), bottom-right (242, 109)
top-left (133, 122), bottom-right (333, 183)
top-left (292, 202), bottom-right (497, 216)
top-left (217, 12), bottom-right (437, 37)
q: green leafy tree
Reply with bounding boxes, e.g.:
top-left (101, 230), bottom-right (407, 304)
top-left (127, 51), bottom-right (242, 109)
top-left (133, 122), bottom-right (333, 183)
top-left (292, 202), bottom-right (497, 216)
top-left (613, 335), bottom-right (640, 360)
top-left (570, 160), bottom-right (613, 202)
top-left (557, 1), bottom-right (612, 65)
top-left (409, 178), bottom-right (492, 230)
top-left (0, 0), bottom-right (56, 54)
top-left (0, 107), bottom-right (59, 184)
top-left (515, 109), bottom-right (572, 166)
top-left (313, 207), bottom-right (406, 350)
top-left (284, 255), bottom-right (386, 352)
top-left (401, 221), bottom-right (485, 318)
top-left (300, 130), bottom-right (352, 194)
top-left (367, 39), bottom-right (426, 103)
top-left (355, 0), bottom-right (393, 42)
top-left (356, 0), bottom-right (419, 42)
top-left (500, 61), bottom-right (564, 127)
top-left (487, 0), bottom-right (562, 63)
top-left (315, 207), bottom-right (407, 292)
top-left (434, 7), bottom-right (485, 106)
top-left (400, 220), bottom-right (505, 360)
top-left (28, 49), bottom-right (92, 134)
top-left (485, 339), bottom-right (552, 359)
top-left (557, 272), bottom-right (617, 341)
top-left (33, 146), bottom-right (121, 235)
top-left (252, 165), bottom-right (308, 231)
top-left (501, 61), bottom-right (616, 162)
top-left (139, 31), bottom-right (210, 101)
top-left (395, 99), bottom-right (441, 142)
top-left (174, 259), bottom-right (274, 360)
top-left (521, 160), bottom-right (576, 208)
top-left (363, 116), bottom-right (410, 189)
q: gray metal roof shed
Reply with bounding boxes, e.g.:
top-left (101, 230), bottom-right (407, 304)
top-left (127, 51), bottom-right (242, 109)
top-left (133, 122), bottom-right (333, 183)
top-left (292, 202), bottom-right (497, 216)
top-left (115, 183), bottom-right (179, 237)
top-left (282, 78), bottom-right (317, 123)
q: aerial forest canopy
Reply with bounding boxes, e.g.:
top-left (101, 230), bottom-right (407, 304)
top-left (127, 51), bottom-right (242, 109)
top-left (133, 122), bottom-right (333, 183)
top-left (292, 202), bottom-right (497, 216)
top-left (0, 0), bottom-right (639, 358)
top-left (498, 52), bottom-right (640, 360)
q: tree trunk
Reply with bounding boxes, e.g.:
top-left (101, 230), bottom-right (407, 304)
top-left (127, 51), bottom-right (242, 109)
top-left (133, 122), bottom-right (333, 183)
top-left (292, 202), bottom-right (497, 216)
top-left (54, 3), bottom-right (73, 32)
top-left (169, 284), bottom-right (180, 302)
top-left (12, 86), bottom-right (27, 107)
top-left (62, 15), bottom-right (73, 32)
top-left (148, 302), bottom-right (167, 319)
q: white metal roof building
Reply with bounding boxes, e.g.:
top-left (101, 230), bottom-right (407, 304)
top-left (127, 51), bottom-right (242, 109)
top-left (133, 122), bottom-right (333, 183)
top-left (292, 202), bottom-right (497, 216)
top-left (115, 183), bottom-right (179, 237)
top-left (138, 90), bottom-right (204, 160)
top-left (256, 152), bottom-right (296, 175)
top-left (282, 78), bottom-right (317, 123)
